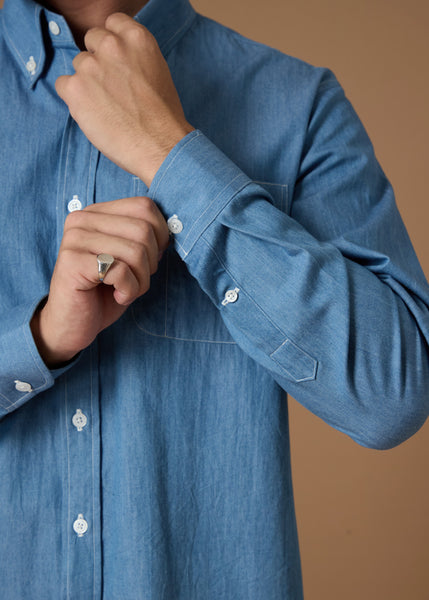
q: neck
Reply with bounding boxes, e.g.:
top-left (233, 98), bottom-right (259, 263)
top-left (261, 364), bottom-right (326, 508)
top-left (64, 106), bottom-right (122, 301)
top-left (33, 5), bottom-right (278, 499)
top-left (39, 0), bottom-right (149, 48)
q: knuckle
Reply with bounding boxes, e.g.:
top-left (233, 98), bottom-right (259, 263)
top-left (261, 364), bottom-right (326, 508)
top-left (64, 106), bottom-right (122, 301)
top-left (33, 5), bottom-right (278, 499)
top-left (135, 196), bottom-right (155, 214)
top-left (64, 210), bottom-right (82, 230)
top-left (112, 260), bottom-right (127, 280)
top-left (124, 239), bottom-right (149, 266)
top-left (77, 53), bottom-right (97, 74)
top-left (126, 238), bottom-right (141, 256)
top-left (104, 12), bottom-right (122, 29)
top-left (57, 247), bottom-right (75, 265)
top-left (63, 213), bottom-right (73, 230)
top-left (62, 226), bottom-right (82, 248)
top-left (99, 32), bottom-right (121, 56)
top-left (136, 220), bottom-right (153, 241)
top-left (127, 25), bottom-right (148, 46)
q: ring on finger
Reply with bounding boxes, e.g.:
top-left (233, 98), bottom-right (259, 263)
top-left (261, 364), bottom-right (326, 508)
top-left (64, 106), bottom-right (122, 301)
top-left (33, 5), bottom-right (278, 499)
top-left (97, 253), bottom-right (115, 282)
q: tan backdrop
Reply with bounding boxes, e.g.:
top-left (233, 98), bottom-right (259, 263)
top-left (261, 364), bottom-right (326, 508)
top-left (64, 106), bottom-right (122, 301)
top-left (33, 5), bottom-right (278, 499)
top-left (1, 0), bottom-right (428, 598)
top-left (190, 1), bottom-right (429, 599)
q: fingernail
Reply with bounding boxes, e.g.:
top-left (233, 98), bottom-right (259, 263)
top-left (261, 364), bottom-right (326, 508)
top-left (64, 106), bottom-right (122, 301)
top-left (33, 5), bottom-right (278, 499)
top-left (115, 291), bottom-right (131, 305)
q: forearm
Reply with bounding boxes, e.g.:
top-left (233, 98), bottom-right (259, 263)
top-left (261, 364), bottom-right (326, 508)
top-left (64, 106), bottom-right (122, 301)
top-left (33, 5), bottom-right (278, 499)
top-left (150, 130), bottom-right (429, 449)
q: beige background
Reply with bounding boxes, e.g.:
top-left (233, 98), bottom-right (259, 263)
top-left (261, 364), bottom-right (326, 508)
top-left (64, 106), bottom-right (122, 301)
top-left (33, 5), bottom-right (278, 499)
top-left (2, 0), bottom-right (428, 598)
top-left (190, 1), bottom-right (429, 599)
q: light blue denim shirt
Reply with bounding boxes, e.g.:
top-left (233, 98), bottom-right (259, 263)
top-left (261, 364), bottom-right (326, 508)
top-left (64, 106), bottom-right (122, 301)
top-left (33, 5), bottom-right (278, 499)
top-left (1, 0), bottom-right (429, 597)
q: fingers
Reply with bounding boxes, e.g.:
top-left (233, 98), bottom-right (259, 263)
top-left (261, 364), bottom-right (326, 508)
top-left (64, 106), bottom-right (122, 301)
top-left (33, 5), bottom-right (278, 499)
top-left (83, 196), bottom-right (170, 253)
top-left (64, 220), bottom-right (159, 280)
top-left (58, 246), bottom-right (144, 306)
top-left (83, 14), bottom-right (149, 55)
top-left (59, 235), bottom-right (150, 306)
top-left (104, 12), bottom-right (138, 36)
top-left (60, 196), bottom-right (169, 304)
top-left (83, 27), bottom-right (109, 54)
top-left (102, 259), bottom-right (142, 306)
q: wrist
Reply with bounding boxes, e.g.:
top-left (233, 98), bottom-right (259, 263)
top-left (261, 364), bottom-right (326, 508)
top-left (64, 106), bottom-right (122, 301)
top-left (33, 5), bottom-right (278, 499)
top-left (30, 305), bottom-right (78, 369)
top-left (137, 123), bottom-right (195, 187)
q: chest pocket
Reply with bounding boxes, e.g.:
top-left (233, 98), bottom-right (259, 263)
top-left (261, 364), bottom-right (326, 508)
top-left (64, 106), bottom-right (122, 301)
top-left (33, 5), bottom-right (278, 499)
top-left (131, 181), bottom-right (288, 342)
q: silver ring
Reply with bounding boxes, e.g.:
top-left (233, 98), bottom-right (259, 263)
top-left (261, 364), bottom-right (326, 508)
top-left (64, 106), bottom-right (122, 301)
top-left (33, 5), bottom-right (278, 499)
top-left (97, 253), bottom-right (114, 282)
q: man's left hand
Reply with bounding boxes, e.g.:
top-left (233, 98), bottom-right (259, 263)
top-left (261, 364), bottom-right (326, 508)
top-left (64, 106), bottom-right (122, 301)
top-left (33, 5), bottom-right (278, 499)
top-left (55, 13), bottom-right (194, 187)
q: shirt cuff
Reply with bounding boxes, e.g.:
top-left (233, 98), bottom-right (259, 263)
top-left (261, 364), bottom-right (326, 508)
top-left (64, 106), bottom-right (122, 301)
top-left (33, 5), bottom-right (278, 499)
top-left (149, 130), bottom-right (251, 258)
top-left (0, 298), bottom-right (77, 416)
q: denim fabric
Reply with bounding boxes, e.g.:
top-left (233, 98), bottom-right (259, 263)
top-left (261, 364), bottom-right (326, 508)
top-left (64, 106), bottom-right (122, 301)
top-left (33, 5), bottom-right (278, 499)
top-left (1, 0), bottom-right (429, 598)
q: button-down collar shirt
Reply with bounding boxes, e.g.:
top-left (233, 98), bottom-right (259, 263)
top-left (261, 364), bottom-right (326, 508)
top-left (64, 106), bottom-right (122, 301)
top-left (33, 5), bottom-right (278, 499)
top-left (1, 0), bottom-right (429, 597)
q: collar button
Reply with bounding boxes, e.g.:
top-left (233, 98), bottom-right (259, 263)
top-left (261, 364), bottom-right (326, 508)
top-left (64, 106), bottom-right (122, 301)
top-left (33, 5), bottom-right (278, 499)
top-left (25, 56), bottom-right (37, 75)
top-left (49, 21), bottom-right (61, 36)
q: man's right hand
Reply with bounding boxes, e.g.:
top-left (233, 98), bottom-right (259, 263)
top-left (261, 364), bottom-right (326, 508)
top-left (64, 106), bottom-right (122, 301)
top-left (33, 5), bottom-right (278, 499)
top-left (31, 196), bottom-right (169, 368)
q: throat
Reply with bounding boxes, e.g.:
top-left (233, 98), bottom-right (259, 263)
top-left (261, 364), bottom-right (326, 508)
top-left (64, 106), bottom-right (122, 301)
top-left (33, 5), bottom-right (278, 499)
top-left (38, 0), bottom-right (149, 49)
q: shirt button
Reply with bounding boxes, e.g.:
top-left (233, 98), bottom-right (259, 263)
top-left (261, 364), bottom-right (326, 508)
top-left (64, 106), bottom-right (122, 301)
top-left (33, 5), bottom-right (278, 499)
top-left (25, 56), bottom-right (37, 75)
top-left (167, 214), bottom-right (183, 234)
top-left (14, 380), bottom-right (33, 393)
top-left (72, 409), bottom-right (87, 432)
top-left (48, 21), bottom-right (61, 36)
top-left (221, 287), bottom-right (240, 306)
top-left (67, 195), bottom-right (82, 212)
top-left (73, 514), bottom-right (88, 537)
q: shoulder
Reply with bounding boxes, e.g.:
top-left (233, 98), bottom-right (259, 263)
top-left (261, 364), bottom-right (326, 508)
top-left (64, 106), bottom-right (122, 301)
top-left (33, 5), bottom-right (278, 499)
top-left (185, 13), bottom-right (338, 96)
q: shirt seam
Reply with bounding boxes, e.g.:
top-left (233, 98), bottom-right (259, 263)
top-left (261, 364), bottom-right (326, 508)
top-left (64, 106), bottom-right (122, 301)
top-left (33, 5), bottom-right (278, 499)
top-left (176, 178), bottom-right (262, 258)
top-left (160, 9), bottom-right (198, 55)
top-left (184, 173), bottom-right (249, 252)
top-left (199, 235), bottom-right (302, 350)
top-left (130, 318), bottom-right (237, 344)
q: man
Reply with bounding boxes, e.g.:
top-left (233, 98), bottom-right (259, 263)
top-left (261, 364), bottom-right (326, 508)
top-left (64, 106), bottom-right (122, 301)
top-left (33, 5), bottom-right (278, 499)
top-left (0, 0), bottom-right (428, 598)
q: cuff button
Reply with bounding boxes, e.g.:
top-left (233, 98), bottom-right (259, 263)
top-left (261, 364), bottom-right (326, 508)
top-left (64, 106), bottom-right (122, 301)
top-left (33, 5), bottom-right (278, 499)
top-left (221, 288), bottom-right (240, 306)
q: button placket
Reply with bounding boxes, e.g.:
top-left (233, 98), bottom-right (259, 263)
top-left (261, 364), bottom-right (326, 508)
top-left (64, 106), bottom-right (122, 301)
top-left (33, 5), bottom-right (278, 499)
top-left (67, 194), bottom-right (82, 212)
top-left (72, 409), bottom-right (87, 432)
top-left (73, 514), bottom-right (88, 537)
top-left (58, 119), bottom-right (102, 595)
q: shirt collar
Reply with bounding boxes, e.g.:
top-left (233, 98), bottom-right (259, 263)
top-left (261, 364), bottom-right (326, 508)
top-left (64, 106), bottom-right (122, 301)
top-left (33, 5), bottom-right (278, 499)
top-left (1, 0), bottom-right (197, 88)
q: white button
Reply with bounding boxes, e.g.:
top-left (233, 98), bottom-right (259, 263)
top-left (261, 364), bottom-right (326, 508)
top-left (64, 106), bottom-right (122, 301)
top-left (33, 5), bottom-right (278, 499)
top-left (49, 21), bottom-right (61, 35)
top-left (167, 214), bottom-right (183, 234)
top-left (72, 409), bottom-right (87, 432)
top-left (67, 195), bottom-right (82, 212)
top-left (73, 514), bottom-right (88, 537)
top-left (221, 287), bottom-right (240, 306)
top-left (25, 56), bottom-right (37, 75)
top-left (14, 380), bottom-right (33, 393)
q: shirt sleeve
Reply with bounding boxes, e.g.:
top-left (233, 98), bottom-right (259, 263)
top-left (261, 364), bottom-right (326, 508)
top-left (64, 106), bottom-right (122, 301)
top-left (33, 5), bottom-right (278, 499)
top-left (149, 76), bottom-right (429, 450)
top-left (0, 297), bottom-right (77, 418)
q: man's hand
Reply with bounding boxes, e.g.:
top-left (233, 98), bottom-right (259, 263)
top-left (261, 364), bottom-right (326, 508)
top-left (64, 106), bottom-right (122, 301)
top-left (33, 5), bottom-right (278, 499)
top-left (55, 13), bottom-right (194, 187)
top-left (31, 197), bottom-right (169, 368)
